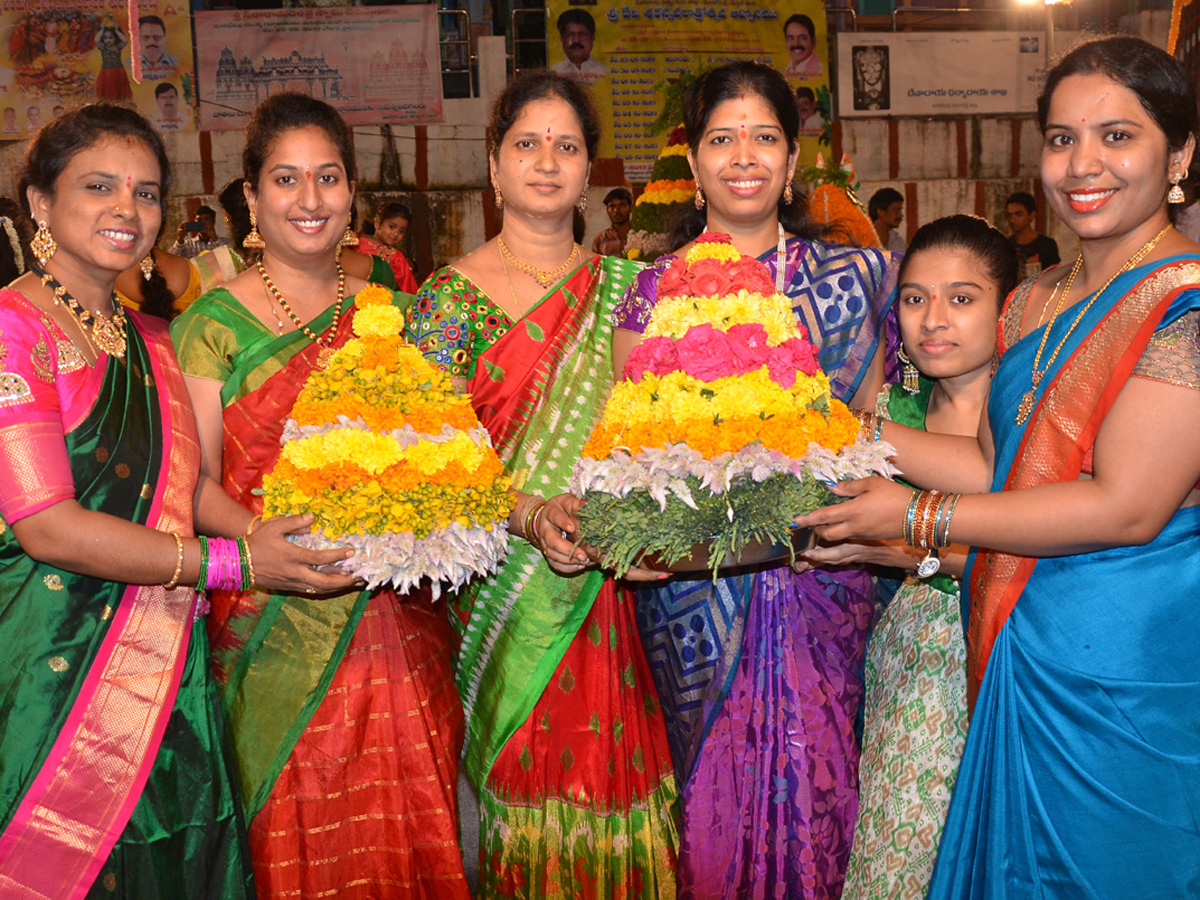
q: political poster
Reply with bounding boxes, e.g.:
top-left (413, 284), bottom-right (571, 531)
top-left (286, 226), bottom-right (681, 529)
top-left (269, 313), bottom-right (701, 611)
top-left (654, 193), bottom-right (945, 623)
top-left (194, 5), bottom-right (443, 132)
top-left (0, 0), bottom-right (197, 140)
top-left (835, 31), bottom-right (1045, 118)
top-left (547, 1), bottom-right (830, 181)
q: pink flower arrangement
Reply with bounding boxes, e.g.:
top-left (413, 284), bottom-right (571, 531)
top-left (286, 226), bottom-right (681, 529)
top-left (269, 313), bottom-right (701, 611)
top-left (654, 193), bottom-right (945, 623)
top-left (624, 322), bottom-right (821, 388)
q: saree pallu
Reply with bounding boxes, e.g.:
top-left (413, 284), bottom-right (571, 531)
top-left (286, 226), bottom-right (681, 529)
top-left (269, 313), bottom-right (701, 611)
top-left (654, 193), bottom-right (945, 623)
top-left (621, 238), bottom-right (899, 899)
top-left (929, 258), bottom-right (1200, 898)
top-left (0, 300), bottom-right (251, 899)
top-left (170, 288), bottom-right (469, 899)
top-left (441, 256), bottom-right (678, 898)
top-left (842, 381), bottom-right (967, 900)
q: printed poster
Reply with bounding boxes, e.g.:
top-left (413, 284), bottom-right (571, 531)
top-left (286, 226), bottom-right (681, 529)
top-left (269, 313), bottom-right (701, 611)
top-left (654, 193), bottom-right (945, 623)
top-left (836, 31), bottom-right (1045, 118)
top-left (547, 1), bottom-right (830, 181)
top-left (194, 6), bottom-right (443, 132)
top-left (0, 0), bottom-right (198, 140)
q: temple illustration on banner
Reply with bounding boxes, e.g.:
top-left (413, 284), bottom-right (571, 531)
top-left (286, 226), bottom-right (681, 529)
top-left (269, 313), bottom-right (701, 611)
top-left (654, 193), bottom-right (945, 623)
top-left (364, 38), bottom-right (433, 100)
top-left (214, 46), bottom-right (347, 102)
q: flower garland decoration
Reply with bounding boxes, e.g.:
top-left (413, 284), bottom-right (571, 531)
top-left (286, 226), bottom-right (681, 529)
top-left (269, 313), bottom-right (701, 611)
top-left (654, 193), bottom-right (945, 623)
top-left (570, 234), bottom-right (896, 575)
top-left (261, 285), bottom-right (514, 595)
top-left (625, 124), bottom-right (694, 261)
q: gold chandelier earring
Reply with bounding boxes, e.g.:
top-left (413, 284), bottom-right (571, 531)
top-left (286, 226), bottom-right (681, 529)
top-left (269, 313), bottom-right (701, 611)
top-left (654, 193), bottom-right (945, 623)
top-left (339, 212), bottom-right (359, 248)
top-left (783, 180), bottom-right (794, 205)
top-left (31, 219), bottom-right (56, 266)
top-left (139, 253), bottom-right (155, 281)
top-left (694, 181), bottom-right (705, 210)
top-left (492, 180), bottom-right (504, 210)
top-left (577, 186), bottom-right (588, 214)
top-left (243, 209), bottom-right (266, 250)
top-left (1168, 172), bottom-right (1186, 204)
top-left (898, 345), bottom-right (921, 394)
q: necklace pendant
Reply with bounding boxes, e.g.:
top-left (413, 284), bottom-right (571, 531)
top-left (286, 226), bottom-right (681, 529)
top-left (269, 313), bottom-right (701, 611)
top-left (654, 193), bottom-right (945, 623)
top-left (90, 315), bottom-right (126, 360)
top-left (1015, 390), bottom-right (1035, 424)
top-left (316, 345), bottom-right (334, 369)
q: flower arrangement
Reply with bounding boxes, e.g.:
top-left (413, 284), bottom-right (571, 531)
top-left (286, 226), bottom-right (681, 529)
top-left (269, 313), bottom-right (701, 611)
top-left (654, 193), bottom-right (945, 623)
top-left (625, 124), bottom-right (693, 261)
top-left (261, 285), bottom-right (515, 595)
top-left (571, 235), bottom-right (895, 575)
top-left (802, 153), bottom-right (880, 250)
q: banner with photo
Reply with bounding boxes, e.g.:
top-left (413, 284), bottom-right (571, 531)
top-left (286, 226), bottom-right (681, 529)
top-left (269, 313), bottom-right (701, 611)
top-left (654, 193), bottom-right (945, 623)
top-left (835, 31), bottom-right (1045, 118)
top-left (194, 6), bottom-right (442, 132)
top-left (547, 0), bottom-right (829, 182)
top-left (0, 1), bottom-right (197, 140)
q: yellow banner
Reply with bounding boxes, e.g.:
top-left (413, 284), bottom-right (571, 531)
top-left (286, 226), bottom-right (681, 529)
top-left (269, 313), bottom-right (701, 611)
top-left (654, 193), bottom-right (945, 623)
top-left (0, 1), bottom-right (197, 140)
top-left (547, 0), bottom-right (829, 180)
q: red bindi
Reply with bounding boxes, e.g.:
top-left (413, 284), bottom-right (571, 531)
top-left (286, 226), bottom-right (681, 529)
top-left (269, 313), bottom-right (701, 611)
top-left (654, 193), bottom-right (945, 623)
top-left (305, 170), bottom-right (312, 181)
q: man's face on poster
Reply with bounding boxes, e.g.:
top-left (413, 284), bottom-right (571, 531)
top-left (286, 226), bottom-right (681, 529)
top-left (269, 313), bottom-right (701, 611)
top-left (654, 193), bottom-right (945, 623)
top-left (140, 22), bottom-right (166, 64)
top-left (797, 95), bottom-right (816, 120)
top-left (786, 22), bottom-right (814, 64)
top-left (561, 23), bottom-right (594, 67)
top-left (157, 87), bottom-right (178, 118)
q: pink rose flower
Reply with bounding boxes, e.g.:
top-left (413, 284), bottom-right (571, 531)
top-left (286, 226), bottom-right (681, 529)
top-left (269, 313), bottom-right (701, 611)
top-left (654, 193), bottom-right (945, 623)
top-left (623, 336), bottom-right (680, 381)
top-left (687, 258), bottom-right (732, 297)
top-left (727, 257), bottom-right (776, 294)
top-left (694, 232), bottom-right (732, 245)
top-left (725, 323), bottom-right (772, 370)
top-left (658, 259), bottom-right (690, 298)
top-left (676, 324), bottom-right (740, 381)
top-left (780, 336), bottom-right (822, 376)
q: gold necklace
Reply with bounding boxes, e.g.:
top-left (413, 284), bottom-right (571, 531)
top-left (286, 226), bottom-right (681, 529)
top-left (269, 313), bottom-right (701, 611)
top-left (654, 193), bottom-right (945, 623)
top-left (496, 236), bottom-right (580, 288)
top-left (258, 259), bottom-right (345, 369)
top-left (497, 252), bottom-right (525, 321)
top-left (34, 266), bottom-right (126, 360)
top-left (1015, 223), bottom-right (1171, 424)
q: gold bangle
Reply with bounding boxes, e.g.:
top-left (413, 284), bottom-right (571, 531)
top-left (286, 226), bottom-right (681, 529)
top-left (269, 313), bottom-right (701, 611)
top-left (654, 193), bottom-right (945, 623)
top-left (245, 514), bottom-right (263, 536)
top-left (243, 539), bottom-right (256, 589)
top-left (525, 501), bottom-right (548, 551)
top-left (163, 533), bottom-right (184, 590)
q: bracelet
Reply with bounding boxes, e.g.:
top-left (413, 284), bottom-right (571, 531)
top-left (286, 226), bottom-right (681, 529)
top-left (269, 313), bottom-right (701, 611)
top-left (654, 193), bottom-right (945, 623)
top-left (196, 535), bottom-right (210, 591)
top-left (902, 491), bottom-right (920, 547)
top-left (937, 493), bottom-right (962, 549)
top-left (163, 533), bottom-right (184, 590)
top-left (851, 408), bottom-right (883, 443)
top-left (910, 491), bottom-right (936, 550)
top-left (237, 536), bottom-right (255, 590)
top-left (525, 501), bottom-right (548, 552)
top-left (521, 495), bottom-right (544, 540)
top-left (530, 501), bottom-right (550, 548)
top-left (245, 514), bottom-right (263, 536)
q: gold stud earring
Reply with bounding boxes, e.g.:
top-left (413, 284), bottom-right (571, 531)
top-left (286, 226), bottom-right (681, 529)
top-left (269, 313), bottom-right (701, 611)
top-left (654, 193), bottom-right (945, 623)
top-left (243, 209), bottom-right (265, 250)
top-left (1168, 172), bottom-right (1186, 205)
top-left (898, 346), bottom-right (921, 394)
top-left (31, 219), bottom-right (56, 266)
top-left (694, 182), bottom-right (705, 210)
top-left (783, 180), bottom-right (794, 205)
top-left (339, 213), bottom-right (359, 249)
top-left (139, 253), bottom-right (155, 281)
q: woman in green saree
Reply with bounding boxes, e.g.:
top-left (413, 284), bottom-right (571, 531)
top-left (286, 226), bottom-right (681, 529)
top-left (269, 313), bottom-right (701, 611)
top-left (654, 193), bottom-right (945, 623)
top-left (0, 106), bottom-right (346, 900)
top-left (405, 71), bottom-right (679, 898)
top-left (172, 93), bottom-right (472, 899)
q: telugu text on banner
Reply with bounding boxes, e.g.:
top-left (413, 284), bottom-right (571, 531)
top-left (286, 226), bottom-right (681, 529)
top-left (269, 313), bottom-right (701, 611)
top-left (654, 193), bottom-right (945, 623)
top-left (194, 6), bottom-right (443, 132)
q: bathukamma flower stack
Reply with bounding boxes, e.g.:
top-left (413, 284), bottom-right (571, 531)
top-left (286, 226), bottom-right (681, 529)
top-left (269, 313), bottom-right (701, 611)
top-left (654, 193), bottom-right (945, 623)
top-left (571, 234), bottom-right (894, 575)
top-left (262, 285), bottom-right (514, 594)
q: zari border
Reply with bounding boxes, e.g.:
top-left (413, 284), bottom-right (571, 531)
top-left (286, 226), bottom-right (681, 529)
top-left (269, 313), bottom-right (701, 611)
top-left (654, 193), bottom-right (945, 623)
top-left (0, 318), bottom-right (201, 899)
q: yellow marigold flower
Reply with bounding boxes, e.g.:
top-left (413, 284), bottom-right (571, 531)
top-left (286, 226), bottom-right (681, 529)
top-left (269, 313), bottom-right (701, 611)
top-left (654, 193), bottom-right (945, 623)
top-left (354, 306), bottom-right (405, 338)
top-left (645, 292), bottom-right (800, 344)
top-left (685, 242), bottom-right (741, 264)
top-left (283, 429), bottom-right (405, 475)
top-left (356, 285), bottom-right (395, 309)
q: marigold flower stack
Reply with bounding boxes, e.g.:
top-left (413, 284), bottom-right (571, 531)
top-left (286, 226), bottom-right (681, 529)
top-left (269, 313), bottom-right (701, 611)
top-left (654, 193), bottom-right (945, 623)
top-left (262, 286), bottom-right (515, 594)
top-left (571, 234), bottom-right (895, 574)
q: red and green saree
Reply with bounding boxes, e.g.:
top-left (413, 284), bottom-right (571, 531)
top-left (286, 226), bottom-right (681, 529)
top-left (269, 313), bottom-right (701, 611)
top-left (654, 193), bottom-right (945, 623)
top-left (171, 287), bottom-right (471, 899)
top-left (407, 254), bottom-right (679, 898)
top-left (0, 293), bottom-right (252, 899)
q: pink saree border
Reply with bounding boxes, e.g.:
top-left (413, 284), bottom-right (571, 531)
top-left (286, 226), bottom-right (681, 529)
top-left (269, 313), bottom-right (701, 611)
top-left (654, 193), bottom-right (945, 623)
top-left (0, 316), bottom-right (201, 899)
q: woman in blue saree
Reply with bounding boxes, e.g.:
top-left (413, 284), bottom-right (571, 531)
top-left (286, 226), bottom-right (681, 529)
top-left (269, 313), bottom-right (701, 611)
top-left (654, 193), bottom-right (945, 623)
top-left (799, 37), bottom-right (1200, 896)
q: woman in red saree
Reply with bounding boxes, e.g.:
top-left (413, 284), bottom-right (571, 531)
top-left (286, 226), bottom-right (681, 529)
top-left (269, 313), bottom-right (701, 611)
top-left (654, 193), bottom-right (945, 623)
top-left (0, 105), bottom-right (341, 900)
top-left (171, 92), bottom-right (471, 899)
top-left (405, 71), bottom-right (678, 898)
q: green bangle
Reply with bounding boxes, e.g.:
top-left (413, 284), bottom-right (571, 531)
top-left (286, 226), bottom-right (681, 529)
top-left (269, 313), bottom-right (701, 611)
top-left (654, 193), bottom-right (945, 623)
top-left (196, 535), bottom-right (210, 591)
top-left (236, 536), bottom-right (252, 591)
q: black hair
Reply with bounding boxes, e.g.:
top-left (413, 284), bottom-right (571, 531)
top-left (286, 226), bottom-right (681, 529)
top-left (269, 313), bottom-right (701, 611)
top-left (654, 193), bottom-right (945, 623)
top-left (218, 178), bottom-right (251, 254)
top-left (154, 82), bottom-right (178, 99)
top-left (18, 103), bottom-right (171, 220)
top-left (0, 197), bottom-right (33, 287)
top-left (868, 187), bottom-right (904, 220)
top-left (137, 15), bottom-right (165, 31)
top-left (194, 205), bottom-right (216, 222)
top-left (375, 201), bottom-right (411, 223)
top-left (140, 250), bottom-right (177, 322)
top-left (1005, 191), bottom-right (1036, 213)
top-left (796, 86), bottom-right (816, 104)
top-left (488, 70), bottom-right (600, 162)
top-left (670, 60), bottom-right (821, 249)
top-left (556, 9), bottom-right (596, 36)
top-left (897, 214), bottom-right (1020, 305)
top-left (783, 14), bottom-right (815, 40)
top-left (243, 92), bottom-right (356, 191)
top-left (603, 187), bottom-right (632, 205)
